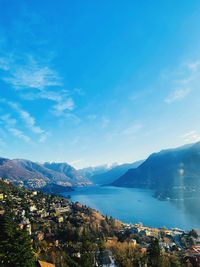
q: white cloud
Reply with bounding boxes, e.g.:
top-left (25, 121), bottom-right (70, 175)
top-left (0, 99), bottom-right (48, 143)
top-left (0, 55), bottom-right (62, 91)
top-left (165, 88), bottom-right (191, 103)
top-left (53, 97), bottom-right (75, 114)
top-left (40, 90), bottom-right (66, 102)
top-left (4, 65), bottom-right (61, 91)
top-left (21, 89), bottom-right (75, 116)
top-left (0, 113), bottom-right (30, 142)
top-left (20, 110), bottom-right (44, 134)
top-left (0, 114), bottom-right (17, 127)
top-left (180, 130), bottom-right (200, 143)
top-left (8, 128), bottom-right (30, 143)
top-left (8, 102), bottom-right (44, 134)
top-left (164, 59), bottom-right (200, 104)
top-left (39, 132), bottom-right (50, 143)
top-left (0, 53), bottom-right (77, 118)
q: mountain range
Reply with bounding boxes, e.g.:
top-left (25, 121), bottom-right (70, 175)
top-left (0, 156), bottom-right (144, 192)
top-left (111, 142), bottom-right (200, 199)
top-left (2, 141), bottom-right (200, 199)
top-left (0, 158), bottom-right (90, 190)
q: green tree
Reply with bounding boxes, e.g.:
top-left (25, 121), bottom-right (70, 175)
top-left (0, 213), bottom-right (35, 267)
top-left (147, 238), bottom-right (161, 267)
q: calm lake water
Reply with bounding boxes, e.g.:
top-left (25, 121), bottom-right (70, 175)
top-left (62, 186), bottom-right (200, 230)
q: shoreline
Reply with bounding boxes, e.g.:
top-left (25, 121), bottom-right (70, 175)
top-left (62, 185), bottom-right (200, 231)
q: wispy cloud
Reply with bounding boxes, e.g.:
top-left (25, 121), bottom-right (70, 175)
top-left (52, 97), bottom-right (75, 116)
top-left (0, 113), bottom-right (31, 143)
top-left (180, 130), bottom-right (200, 143)
top-left (21, 89), bottom-right (75, 116)
top-left (122, 123), bottom-right (143, 136)
top-left (8, 102), bottom-right (44, 134)
top-left (5, 66), bottom-right (61, 90)
top-left (0, 113), bottom-right (17, 127)
top-left (0, 99), bottom-right (48, 143)
top-left (0, 52), bottom-right (77, 118)
top-left (165, 88), bottom-right (191, 103)
top-left (0, 55), bottom-right (62, 90)
top-left (8, 128), bottom-right (31, 143)
top-left (164, 59), bottom-right (200, 104)
top-left (38, 132), bottom-right (50, 143)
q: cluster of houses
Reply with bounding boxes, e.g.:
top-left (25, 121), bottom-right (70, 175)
top-left (0, 181), bottom-right (117, 266)
top-left (1, 180), bottom-right (200, 267)
top-left (0, 181), bottom-right (72, 243)
top-left (121, 223), bottom-right (200, 266)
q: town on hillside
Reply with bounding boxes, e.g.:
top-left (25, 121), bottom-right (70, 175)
top-left (0, 179), bottom-right (200, 267)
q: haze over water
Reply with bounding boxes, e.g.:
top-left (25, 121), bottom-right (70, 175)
top-left (63, 186), bottom-right (200, 230)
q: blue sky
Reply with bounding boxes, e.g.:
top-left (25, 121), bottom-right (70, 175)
top-left (0, 0), bottom-right (200, 168)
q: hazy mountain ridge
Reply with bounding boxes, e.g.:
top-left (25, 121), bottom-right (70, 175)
top-left (89, 160), bottom-right (144, 185)
top-left (0, 157), bottom-right (90, 189)
top-left (78, 163), bottom-right (117, 180)
top-left (111, 142), bottom-right (200, 199)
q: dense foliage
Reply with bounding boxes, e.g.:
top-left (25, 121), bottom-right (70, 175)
top-left (0, 213), bottom-right (35, 267)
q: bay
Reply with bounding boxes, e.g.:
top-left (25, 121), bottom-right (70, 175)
top-left (62, 186), bottom-right (200, 230)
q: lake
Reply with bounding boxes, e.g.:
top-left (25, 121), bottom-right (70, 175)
top-left (62, 186), bottom-right (200, 230)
